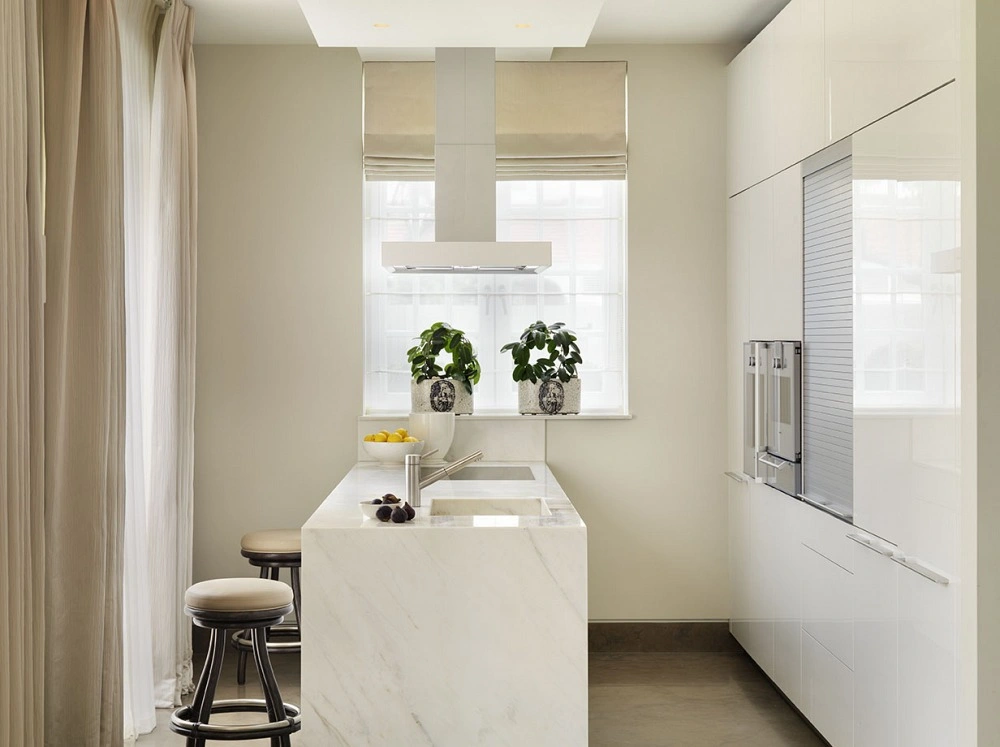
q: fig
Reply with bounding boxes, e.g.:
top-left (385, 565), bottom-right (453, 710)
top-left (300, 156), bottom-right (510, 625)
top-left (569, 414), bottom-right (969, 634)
top-left (403, 502), bottom-right (416, 520)
top-left (390, 506), bottom-right (407, 523)
top-left (375, 505), bottom-right (392, 522)
top-left (372, 498), bottom-right (382, 505)
top-left (382, 493), bottom-right (400, 504)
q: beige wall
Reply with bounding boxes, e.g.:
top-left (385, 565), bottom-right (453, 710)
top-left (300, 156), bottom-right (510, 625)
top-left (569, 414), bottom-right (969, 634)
top-left (548, 45), bottom-right (733, 620)
top-left (194, 44), bottom-right (733, 620)
top-left (194, 46), bottom-right (363, 583)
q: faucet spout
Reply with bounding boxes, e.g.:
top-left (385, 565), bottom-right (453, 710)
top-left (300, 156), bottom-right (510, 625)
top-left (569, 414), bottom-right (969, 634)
top-left (404, 450), bottom-right (484, 508)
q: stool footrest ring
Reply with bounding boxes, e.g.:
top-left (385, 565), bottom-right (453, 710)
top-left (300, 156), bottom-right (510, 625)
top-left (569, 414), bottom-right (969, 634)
top-left (171, 699), bottom-right (301, 740)
top-left (232, 623), bottom-right (300, 654)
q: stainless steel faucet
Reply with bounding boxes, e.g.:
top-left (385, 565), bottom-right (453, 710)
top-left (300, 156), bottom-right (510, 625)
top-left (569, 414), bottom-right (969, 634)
top-left (404, 450), bottom-right (484, 508)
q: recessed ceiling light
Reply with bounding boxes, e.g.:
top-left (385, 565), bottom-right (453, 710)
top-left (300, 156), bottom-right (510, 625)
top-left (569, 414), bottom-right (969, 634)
top-left (514, 23), bottom-right (531, 29)
top-left (373, 23), bottom-right (390, 29)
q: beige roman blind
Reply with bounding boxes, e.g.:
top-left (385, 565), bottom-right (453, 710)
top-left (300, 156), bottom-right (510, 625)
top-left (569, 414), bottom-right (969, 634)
top-left (363, 60), bottom-right (627, 180)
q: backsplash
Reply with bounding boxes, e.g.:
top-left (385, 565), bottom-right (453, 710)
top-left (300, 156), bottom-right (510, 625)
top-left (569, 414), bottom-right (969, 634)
top-left (357, 417), bottom-right (546, 462)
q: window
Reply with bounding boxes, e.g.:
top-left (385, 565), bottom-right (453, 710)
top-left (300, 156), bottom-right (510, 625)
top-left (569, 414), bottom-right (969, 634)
top-left (363, 180), bottom-right (627, 414)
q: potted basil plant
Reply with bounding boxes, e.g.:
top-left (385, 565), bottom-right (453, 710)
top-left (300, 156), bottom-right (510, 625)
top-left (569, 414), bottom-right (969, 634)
top-left (501, 321), bottom-right (582, 415)
top-left (407, 322), bottom-right (481, 415)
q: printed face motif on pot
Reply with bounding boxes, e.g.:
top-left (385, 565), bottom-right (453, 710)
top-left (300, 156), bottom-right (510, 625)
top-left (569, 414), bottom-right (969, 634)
top-left (430, 379), bottom-right (457, 412)
top-left (539, 380), bottom-right (565, 415)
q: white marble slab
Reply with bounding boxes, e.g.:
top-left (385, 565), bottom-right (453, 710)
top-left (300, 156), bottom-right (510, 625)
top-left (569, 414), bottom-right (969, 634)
top-left (301, 462), bottom-right (587, 745)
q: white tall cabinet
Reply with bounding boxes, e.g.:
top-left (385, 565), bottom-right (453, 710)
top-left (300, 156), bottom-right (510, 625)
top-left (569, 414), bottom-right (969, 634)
top-left (726, 0), bottom-right (961, 744)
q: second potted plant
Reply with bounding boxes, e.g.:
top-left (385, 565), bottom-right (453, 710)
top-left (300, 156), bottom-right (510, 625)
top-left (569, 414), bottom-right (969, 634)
top-left (407, 322), bottom-right (480, 415)
top-left (501, 321), bottom-right (582, 415)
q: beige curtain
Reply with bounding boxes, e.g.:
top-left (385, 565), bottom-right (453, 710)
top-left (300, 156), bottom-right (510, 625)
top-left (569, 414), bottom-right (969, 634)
top-left (363, 60), bottom-right (628, 180)
top-left (1, 0), bottom-right (46, 743)
top-left (145, 0), bottom-right (198, 708)
top-left (41, 0), bottom-right (127, 745)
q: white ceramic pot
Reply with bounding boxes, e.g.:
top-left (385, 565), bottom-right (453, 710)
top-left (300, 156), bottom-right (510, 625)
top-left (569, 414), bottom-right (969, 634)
top-left (410, 377), bottom-right (473, 415)
top-left (518, 377), bottom-right (581, 415)
top-left (407, 412), bottom-right (455, 466)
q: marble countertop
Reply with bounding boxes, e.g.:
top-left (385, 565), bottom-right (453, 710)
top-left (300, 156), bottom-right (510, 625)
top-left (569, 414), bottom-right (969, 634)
top-left (303, 461), bottom-right (584, 530)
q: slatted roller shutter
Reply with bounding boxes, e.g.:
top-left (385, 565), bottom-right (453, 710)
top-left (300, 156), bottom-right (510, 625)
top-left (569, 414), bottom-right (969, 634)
top-left (802, 156), bottom-right (853, 518)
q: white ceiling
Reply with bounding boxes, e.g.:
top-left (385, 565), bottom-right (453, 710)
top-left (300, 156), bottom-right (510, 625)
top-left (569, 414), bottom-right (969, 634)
top-left (189, 0), bottom-right (792, 47)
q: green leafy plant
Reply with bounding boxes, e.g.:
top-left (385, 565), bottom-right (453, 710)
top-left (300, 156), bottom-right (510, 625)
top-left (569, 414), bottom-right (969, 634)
top-left (500, 321), bottom-right (582, 384)
top-left (406, 322), bottom-right (481, 396)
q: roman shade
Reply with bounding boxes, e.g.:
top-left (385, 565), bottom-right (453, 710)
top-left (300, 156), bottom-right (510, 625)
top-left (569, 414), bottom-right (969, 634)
top-left (363, 60), bottom-right (627, 180)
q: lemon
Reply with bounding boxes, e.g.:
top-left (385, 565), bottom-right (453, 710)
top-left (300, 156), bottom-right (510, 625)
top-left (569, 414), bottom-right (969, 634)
top-left (363, 434), bottom-right (376, 442)
top-left (378, 430), bottom-right (391, 438)
top-left (403, 436), bottom-right (419, 443)
top-left (386, 433), bottom-right (403, 443)
top-left (395, 428), bottom-right (408, 438)
top-left (373, 433), bottom-right (388, 443)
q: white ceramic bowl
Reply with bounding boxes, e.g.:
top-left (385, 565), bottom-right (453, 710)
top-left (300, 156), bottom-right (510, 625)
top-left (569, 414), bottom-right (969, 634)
top-left (407, 413), bottom-right (455, 466)
top-left (359, 498), bottom-right (403, 519)
top-left (362, 439), bottom-right (424, 464)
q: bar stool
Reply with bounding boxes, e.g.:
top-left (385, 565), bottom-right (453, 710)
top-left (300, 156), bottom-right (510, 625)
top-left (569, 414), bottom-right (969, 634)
top-left (171, 578), bottom-right (302, 746)
top-left (233, 529), bottom-right (301, 685)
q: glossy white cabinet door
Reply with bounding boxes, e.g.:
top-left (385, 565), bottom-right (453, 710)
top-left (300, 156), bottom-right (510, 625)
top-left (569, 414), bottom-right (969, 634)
top-left (801, 542), bottom-right (854, 670)
top-left (802, 629), bottom-right (855, 747)
top-left (771, 491), bottom-right (805, 709)
top-left (770, 167), bottom-right (805, 342)
top-left (825, 0), bottom-right (959, 142)
top-left (728, 477), bottom-right (751, 649)
top-left (727, 193), bottom-right (751, 471)
top-left (852, 534), bottom-right (899, 747)
top-left (770, 0), bottom-right (827, 171)
top-left (744, 179), bottom-right (774, 341)
top-left (746, 482), bottom-right (776, 677)
top-left (727, 25), bottom-right (775, 196)
top-left (850, 84), bottom-right (961, 576)
top-left (898, 564), bottom-right (958, 747)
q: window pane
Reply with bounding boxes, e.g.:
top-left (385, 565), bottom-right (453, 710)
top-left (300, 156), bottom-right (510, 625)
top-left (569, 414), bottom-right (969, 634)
top-left (364, 180), bottom-right (627, 413)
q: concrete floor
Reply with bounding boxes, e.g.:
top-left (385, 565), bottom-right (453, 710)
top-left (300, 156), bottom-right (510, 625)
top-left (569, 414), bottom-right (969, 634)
top-left (138, 650), bottom-right (825, 746)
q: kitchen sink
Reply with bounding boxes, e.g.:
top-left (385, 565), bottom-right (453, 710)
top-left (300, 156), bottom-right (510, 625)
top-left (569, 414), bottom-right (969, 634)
top-left (419, 465), bottom-right (535, 481)
top-left (428, 497), bottom-right (551, 517)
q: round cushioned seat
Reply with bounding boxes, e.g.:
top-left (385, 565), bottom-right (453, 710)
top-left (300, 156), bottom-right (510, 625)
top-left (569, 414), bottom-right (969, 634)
top-left (185, 578), bottom-right (293, 613)
top-left (240, 528), bottom-right (301, 555)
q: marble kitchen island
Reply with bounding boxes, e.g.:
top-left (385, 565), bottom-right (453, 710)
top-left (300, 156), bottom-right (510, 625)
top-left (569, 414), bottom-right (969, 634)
top-left (300, 461), bottom-right (588, 746)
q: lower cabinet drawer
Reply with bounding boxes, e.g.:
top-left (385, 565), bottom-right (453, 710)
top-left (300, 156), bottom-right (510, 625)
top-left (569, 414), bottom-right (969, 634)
top-left (802, 630), bottom-right (854, 747)
top-left (801, 544), bottom-right (854, 669)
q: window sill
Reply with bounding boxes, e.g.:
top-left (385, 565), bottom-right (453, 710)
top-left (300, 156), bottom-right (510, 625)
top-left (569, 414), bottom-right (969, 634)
top-left (359, 412), bottom-right (633, 421)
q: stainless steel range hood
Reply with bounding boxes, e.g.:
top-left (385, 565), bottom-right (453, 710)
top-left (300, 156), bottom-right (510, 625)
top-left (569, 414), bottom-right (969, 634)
top-left (380, 48), bottom-right (552, 275)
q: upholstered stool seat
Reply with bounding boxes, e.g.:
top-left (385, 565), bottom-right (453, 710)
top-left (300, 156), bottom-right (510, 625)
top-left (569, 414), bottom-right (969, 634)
top-left (240, 529), bottom-right (301, 555)
top-left (233, 529), bottom-right (302, 685)
top-left (171, 578), bottom-right (301, 746)
top-left (185, 578), bottom-right (292, 614)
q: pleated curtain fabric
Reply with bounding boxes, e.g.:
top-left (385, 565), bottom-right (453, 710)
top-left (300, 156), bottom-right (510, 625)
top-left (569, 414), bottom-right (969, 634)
top-left (41, 1), bottom-right (127, 744)
top-left (363, 60), bottom-right (628, 180)
top-left (0, 0), bottom-right (46, 743)
top-left (118, 0), bottom-right (159, 738)
top-left (145, 0), bottom-right (198, 709)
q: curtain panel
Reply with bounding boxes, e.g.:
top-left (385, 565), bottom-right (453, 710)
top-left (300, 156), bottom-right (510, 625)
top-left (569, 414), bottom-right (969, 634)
top-left (0, 0), bottom-right (46, 743)
top-left (118, 0), bottom-right (159, 739)
top-left (41, 0), bottom-right (127, 744)
top-left (145, 0), bottom-right (198, 709)
top-left (363, 60), bottom-right (627, 180)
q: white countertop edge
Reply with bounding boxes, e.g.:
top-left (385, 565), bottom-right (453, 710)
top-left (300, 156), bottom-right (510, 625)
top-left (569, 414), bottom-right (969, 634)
top-left (303, 461), bottom-right (585, 531)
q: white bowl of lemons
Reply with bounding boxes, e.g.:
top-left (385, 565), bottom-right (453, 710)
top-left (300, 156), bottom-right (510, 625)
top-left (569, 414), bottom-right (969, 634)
top-left (362, 428), bottom-right (424, 464)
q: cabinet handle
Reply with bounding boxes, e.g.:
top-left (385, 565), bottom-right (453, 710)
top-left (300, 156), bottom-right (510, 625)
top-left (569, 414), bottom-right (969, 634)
top-left (890, 555), bottom-right (951, 585)
top-left (847, 533), bottom-right (895, 557)
top-left (758, 454), bottom-right (789, 470)
top-left (725, 471), bottom-right (748, 484)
